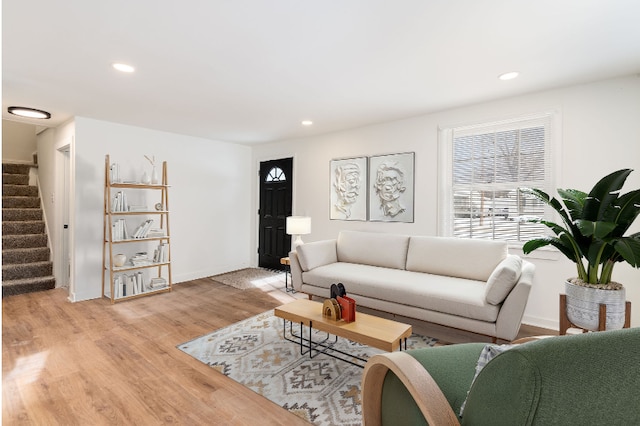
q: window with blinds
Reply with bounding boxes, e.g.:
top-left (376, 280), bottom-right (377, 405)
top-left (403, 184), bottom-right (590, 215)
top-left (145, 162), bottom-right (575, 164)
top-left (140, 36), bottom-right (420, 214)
top-left (440, 113), bottom-right (556, 243)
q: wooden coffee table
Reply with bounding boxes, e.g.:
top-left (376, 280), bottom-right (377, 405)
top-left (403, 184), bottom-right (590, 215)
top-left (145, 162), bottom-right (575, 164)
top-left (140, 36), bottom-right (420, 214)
top-left (274, 299), bottom-right (412, 367)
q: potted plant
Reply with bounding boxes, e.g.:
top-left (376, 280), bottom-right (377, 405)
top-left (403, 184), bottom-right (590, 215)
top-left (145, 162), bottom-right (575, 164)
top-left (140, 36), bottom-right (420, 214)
top-left (521, 169), bottom-right (640, 330)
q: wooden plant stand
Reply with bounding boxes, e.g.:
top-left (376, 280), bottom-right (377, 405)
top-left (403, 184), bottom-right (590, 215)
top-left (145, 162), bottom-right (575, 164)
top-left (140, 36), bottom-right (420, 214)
top-left (559, 294), bottom-right (631, 335)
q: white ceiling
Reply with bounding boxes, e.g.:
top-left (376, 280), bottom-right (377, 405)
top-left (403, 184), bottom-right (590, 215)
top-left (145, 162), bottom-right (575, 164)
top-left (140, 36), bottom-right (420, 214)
top-left (3, 0), bottom-right (640, 144)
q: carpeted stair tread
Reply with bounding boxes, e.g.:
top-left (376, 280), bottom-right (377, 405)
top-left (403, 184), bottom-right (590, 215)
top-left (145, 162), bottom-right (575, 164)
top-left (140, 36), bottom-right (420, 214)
top-left (2, 164), bottom-right (32, 174)
top-left (3, 220), bottom-right (45, 235)
top-left (3, 196), bottom-right (41, 208)
top-left (2, 233), bottom-right (48, 249)
top-left (2, 276), bottom-right (56, 297)
top-left (3, 261), bottom-right (53, 280)
top-left (3, 247), bottom-right (50, 264)
top-left (2, 184), bottom-right (38, 197)
top-left (2, 173), bottom-right (29, 185)
top-left (2, 208), bottom-right (43, 221)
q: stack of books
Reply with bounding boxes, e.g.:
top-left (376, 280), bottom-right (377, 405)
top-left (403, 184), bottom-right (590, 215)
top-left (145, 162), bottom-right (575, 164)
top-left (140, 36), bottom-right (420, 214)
top-left (111, 191), bottom-right (129, 212)
top-left (153, 242), bottom-right (169, 263)
top-left (114, 272), bottom-right (146, 298)
top-left (132, 219), bottom-right (154, 239)
top-left (112, 219), bottom-right (129, 241)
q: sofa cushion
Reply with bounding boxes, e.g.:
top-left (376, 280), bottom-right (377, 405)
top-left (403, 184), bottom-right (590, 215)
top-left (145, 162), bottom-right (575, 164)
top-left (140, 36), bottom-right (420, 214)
top-left (484, 255), bottom-right (523, 305)
top-left (406, 236), bottom-right (507, 281)
top-left (337, 231), bottom-right (410, 270)
top-left (296, 239), bottom-right (337, 272)
top-left (302, 262), bottom-right (500, 322)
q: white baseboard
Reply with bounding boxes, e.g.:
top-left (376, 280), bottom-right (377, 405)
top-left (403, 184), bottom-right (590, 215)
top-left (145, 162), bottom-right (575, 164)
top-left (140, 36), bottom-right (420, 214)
top-left (522, 314), bottom-right (559, 331)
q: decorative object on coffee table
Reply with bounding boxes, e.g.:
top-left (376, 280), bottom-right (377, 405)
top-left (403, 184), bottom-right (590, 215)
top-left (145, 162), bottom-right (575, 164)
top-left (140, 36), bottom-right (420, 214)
top-left (522, 169), bottom-right (640, 331)
top-left (274, 299), bottom-right (412, 367)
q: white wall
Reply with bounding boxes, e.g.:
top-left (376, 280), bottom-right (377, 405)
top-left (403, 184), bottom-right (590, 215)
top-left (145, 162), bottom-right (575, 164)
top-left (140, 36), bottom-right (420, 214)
top-left (38, 117), bottom-right (252, 301)
top-left (2, 120), bottom-right (38, 163)
top-left (251, 75), bottom-right (640, 329)
top-left (37, 119), bottom-right (75, 292)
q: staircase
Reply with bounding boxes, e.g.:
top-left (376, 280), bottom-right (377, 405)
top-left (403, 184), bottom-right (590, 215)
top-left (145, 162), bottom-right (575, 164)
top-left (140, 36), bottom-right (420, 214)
top-left (2, 163), bottom-right (56, 297)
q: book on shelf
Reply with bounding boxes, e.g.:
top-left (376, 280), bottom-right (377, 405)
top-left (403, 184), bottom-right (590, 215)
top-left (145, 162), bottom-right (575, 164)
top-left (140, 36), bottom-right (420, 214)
top-left (114, 272), bottom-right (147, 298)
top-left (147, 228), bottom-right (166, 238)
top-left (110, 163), bottom-right (120, 183)
top-left (150, 277), bottom-right (167, 289)
top-left (153, 242), bottom-right (169, 263)
top-left (132, 219), bottom-right (154, 239)
top-left (111, 191), bottom-right (129, 212)
top-left (111, 219), bottom-right (129, 241)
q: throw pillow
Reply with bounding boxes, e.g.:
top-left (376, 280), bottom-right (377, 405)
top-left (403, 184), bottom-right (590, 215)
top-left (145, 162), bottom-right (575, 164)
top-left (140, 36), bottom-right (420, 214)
top-left (296, 239), bottom-right (338, 272)
top-left (484, 255), bottom-right (522, 305)
top-left (459, 343), bottom-right (515, 417)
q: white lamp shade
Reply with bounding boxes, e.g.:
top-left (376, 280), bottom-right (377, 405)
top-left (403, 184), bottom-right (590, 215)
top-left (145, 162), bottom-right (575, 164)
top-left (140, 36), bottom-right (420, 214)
top-left (286, 216), bottom-right (311, 235)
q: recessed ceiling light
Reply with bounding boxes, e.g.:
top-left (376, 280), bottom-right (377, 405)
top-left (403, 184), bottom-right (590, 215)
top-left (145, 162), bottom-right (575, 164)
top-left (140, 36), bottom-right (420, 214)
top-left (7, 106), bottom-right (51, 119)
top-left (112, 63), bottom-right (135, 73)
top-left (301, 120), bottom-right (313, 126)
top-left (498, 71), bottom-right (519, 81)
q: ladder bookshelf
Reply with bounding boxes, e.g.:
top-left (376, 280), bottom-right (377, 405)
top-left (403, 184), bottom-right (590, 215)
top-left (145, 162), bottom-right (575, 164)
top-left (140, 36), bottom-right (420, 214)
top-left (102, 155), bottom-right (172, 303)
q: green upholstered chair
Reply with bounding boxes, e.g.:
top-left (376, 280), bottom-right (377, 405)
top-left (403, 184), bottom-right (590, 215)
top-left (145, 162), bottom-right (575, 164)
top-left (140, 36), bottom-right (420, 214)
top-left (362, 327), bottom-right (640, 425)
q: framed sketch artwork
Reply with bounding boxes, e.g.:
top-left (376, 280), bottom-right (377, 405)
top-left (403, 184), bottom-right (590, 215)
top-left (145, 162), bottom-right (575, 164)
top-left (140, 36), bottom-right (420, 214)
top-left (368, 152), bottom-right (415, 222)
top-left (330, 156), bottom-right (367, 221)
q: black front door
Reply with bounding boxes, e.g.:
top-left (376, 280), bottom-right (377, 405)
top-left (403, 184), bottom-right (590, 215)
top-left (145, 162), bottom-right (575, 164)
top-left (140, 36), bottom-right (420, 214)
top-left (258, 158), bottom-right (293, 270)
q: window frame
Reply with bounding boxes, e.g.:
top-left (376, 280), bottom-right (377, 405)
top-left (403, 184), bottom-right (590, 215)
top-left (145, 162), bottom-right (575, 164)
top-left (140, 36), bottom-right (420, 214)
top-left (438, 110), bottom-right (561, 249)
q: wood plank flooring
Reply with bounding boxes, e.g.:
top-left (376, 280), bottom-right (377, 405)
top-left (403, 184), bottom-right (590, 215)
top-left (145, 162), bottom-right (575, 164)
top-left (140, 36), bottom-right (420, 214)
top-left (3, 276), bottom-right (554, 425)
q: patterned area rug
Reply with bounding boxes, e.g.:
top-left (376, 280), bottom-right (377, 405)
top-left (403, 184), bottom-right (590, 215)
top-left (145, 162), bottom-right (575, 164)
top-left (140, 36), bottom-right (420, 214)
top-left (178, 310), bottom-right (438, 426)
top-left (211, 267), bottom-right (284, 290)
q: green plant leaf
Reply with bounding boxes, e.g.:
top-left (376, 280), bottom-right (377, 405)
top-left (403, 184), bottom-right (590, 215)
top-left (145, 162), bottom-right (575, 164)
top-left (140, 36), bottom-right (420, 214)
top-left (558, 188), bottom-right (586, 221)
top-left (612, 235), bottom-right (640, 267)
top-left (575, 219), bottom-right (617, 239)
top-left (583, 169), bottom-right (632, 221)
top-left (611, 189), bottom-right (640, 236)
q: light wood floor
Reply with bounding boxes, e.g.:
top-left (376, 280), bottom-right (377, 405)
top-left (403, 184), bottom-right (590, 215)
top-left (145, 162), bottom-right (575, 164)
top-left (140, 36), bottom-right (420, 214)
top-left (3, 277), bottom-right (554, 425)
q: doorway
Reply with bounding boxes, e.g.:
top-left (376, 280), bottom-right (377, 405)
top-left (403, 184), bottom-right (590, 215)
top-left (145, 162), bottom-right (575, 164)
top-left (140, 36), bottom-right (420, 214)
top-left (258, 158), bottom-right (293, 270)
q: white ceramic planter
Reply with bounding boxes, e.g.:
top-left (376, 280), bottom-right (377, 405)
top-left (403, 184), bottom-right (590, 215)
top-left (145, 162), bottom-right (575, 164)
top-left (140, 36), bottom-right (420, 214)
top-left (564, 280), bottom-right (626, 331)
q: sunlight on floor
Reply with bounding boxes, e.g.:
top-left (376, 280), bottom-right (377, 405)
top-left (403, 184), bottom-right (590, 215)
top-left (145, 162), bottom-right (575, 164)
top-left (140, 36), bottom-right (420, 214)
top-left (4, 351), bottom-right (49, 384)
top-left (251, 272), bottom-right (305, 303)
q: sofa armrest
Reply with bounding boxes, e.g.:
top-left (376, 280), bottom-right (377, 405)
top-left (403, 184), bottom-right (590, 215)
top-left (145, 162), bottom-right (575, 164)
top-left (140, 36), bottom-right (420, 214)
top-left (362, 352), bottom-right (460, 426)
top-left (495, 260), bottom-right (535, 341)
top-left (288, 251), bottom-right (304, 292)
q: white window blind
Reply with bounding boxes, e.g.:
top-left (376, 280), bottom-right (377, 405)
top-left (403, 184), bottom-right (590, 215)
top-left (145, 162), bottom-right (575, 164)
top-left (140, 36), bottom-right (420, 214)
top-left (440, 113), bottom-right (555, 243)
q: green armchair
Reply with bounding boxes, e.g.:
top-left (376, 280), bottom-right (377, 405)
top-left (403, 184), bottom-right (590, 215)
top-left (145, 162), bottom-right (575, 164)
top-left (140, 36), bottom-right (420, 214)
top-left (362, 327), bottom-right (640, 425)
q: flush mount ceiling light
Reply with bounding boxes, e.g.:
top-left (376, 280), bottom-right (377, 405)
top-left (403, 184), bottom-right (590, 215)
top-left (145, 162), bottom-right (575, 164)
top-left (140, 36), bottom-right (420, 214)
top-left (7, 106), bottom-right (51, 119)
top-left (498, 71), bottom-right (520, 81)
top-left (112, 62), bottom-right (135, 73)
top-left (301, 120), bottom-right (313, 126)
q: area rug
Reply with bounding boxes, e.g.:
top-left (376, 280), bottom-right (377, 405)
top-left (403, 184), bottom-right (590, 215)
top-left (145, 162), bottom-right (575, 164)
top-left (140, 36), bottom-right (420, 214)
top-left (211, 267), bottom-right (284, 290)
top-left (177, 310), bottom-right (438, 426)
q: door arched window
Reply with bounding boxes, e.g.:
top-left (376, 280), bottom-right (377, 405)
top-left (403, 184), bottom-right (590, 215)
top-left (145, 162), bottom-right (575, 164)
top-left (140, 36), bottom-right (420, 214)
top-left (265, 167), bottom-right (286, 182)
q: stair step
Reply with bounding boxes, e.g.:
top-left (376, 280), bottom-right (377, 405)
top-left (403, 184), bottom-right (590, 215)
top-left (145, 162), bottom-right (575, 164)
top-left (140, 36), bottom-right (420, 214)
top-left (2, 247), bottom-right (50, 264)
top-left (2, 261), bottom-right (53, 280)
top-left (2, 196), bottom-right (41, 209)
top-left (2, 164), bottom-right (31, 175)
top-left (2, 208), bottom-right (43, 221)
top-left (2, 173), bottom-right (29, 185)
top-left (2, 220), bottom-right (45, 235)
top-left (2, 233), bottom-right (48, 249)
top-left (2, 276), bottom-right (56, 298)
top-left (2, 184), bottom-right (38, 197)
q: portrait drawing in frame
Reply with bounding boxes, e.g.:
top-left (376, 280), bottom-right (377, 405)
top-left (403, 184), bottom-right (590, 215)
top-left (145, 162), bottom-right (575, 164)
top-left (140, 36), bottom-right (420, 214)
top-left (368, 152), bottom-right (415, 222)
top-left (330, 156), bottom-right (367, 221)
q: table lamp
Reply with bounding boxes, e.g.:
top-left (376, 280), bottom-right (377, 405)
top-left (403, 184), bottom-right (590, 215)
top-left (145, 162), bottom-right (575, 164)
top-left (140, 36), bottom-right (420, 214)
top-left (286, 216), bottom-right (311, 250)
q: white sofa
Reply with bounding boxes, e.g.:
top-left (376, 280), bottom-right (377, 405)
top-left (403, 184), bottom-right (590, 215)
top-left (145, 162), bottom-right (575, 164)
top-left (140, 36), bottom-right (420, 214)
top-left (289, 231), bottom-right (534, 342)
